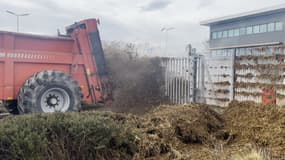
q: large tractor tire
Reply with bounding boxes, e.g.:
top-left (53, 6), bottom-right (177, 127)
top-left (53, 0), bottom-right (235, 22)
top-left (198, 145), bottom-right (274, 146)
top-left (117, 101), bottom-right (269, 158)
top-left (17, 70), bottom-right (83, 114)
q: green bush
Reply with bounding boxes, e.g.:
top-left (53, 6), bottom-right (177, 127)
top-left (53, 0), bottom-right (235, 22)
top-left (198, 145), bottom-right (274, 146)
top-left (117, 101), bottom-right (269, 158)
top-left (0, 112), bottom-right (137, 160)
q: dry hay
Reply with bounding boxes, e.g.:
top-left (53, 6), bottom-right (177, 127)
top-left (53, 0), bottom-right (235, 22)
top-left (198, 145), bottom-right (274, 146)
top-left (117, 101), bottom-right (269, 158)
top-left (236, 54), bottom-right (285, 62)
top-left (234, 82), bottom-right (285, 90)
top-left (207, 98), bottom-right (231, 102)
top-left (235, 63), bottom-right (285, 71)
top-left (1, 102), bottom-right (285, 159)
top-left (130, 104), bottom-right (226, 159)
top-left (234, 91), bottom-right (263, 97)
top-left (231, 147), bottom-right (271, 160)
top-left (256, 74), bottom-right (285, 81)
top-left (213, 81), bottom-right (231, 86)
top-left (223, 101), bottom-right (285, 159)
top-left (131, 101), bottom-right (285, 159)
top-left (236, 73), bottom-right (254, 79)
top-left (215, 89), bottom-right (230, 94)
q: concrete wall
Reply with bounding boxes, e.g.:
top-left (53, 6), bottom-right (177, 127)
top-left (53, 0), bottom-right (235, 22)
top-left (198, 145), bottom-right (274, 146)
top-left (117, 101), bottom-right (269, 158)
top-left (209, 11), bottom-right (285, 48)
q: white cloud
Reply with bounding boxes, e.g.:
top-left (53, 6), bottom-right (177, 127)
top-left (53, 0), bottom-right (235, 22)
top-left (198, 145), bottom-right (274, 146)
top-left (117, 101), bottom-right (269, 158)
top-left (0, 0), bottom-right (284, 57)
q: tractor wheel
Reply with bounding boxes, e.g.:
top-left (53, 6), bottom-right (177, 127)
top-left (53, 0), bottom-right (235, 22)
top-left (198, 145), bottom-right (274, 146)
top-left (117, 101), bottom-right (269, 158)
top-left (17, 70), bottom-right (83, 114)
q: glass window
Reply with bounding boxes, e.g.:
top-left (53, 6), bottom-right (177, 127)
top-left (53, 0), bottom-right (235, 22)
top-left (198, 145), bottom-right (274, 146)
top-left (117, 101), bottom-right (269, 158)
top-left (212, 32), bottom-right (217, 39)
top-left (227, 49), bottom-right (234, 56)
top-left (240, 48), bottom-right (246, 55)
top-left (217, 31), bottom-right (222, 39)
top-left (216, 50), bottom-right (221, 56)
top-left (228, 29), bottom-right (234, 37)
top-left (253, 25), bottom-right (260, 34)
top-left (260, 24), bottom-right (267, 33)
top-left (268, 23), bottom-right (275, 32)
top-left (276, 22), bottom-right (283, 31)
top-left (245, 48), bottom-right (252, 55)
top-left (240, 27), bottom-right (246, 35)
top-left (222, 30), bottom-right (228, 38)
top-left (246, 26), bottom-right (253, 34)
top-left (236, 49), bottom-right (240, 56)
top-left (211, 50), bottom-right (217, 56)
top-left (222, 49), bottom-right (227, 56)
top-left (223, 50), bottom-right (226, 56)
top-left (234, 29), bottom-right (240, 37)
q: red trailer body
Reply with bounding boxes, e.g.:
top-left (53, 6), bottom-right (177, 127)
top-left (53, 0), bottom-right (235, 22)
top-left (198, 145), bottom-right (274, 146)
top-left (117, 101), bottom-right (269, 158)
top-left (0, 19), bottom-right (112, 113)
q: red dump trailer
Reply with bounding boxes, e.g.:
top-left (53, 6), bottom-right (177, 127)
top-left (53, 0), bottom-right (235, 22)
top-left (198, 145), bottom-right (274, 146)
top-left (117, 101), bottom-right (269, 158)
top-left (0, 19), bottom-right (112, 114)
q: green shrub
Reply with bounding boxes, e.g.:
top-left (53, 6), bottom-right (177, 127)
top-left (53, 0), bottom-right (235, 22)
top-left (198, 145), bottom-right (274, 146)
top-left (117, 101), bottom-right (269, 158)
top-left (0, 112), bottom-right (137, 160)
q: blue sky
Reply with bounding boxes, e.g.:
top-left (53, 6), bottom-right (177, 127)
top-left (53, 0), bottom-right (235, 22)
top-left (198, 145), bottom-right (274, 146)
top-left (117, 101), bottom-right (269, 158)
top-left (0, 0), bottom-right (285, 57)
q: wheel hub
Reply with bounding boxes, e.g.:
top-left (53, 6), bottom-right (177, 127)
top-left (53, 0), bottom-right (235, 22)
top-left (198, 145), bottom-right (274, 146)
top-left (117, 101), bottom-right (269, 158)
top-left (46, 94), bottom-right (60, 107)
top-left (40, 88), bottom-right (70, 113)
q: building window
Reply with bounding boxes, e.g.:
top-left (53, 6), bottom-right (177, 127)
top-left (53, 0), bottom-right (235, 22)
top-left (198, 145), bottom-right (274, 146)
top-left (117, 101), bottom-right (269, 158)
top-left (211, 49), bottom-right (235, 57)
top-left (239, 48), bottom-right (246, 56)
top-left (210, 21), bottom-right (284, 40)
top-left (212, 32), bottom-right (217, 39)
top-left (228, 29), bottom-right (234, 37)
top-left (253, 25), bottom-right (260, 34)
top-left (246, 26), bottom-right (253, 34)
top-left (268, 23), bottom-right (275, 32)
top-left (222, 30), bottom-right (228, 38)
top-left (234, 29), bottom-right (240, 37)
top-left (275, 22), bottom-right (283, 31)
top-left (240, 27), bottom-right (246, 35)
top-left (260, 24), bottom-right (267, 33)
top-left (217, 31), bottom-right (223, 38)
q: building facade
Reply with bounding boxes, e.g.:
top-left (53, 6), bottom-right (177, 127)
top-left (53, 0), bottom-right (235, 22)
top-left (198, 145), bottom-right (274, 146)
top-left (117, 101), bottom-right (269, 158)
top-left (201, 5), bottom-right (285, 56)
top-left (200, 5), bottom-right (285, 106)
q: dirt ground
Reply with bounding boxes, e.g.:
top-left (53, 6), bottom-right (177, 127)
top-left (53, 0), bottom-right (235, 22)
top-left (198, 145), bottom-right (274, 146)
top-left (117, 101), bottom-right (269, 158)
top-left (107, 101), bottom-right (285, 160)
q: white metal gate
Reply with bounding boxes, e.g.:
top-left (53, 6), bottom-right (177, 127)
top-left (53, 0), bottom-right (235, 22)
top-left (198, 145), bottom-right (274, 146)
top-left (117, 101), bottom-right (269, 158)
top-left (204, 55), bottom-right (234, 107)
top-left (162, 54), bottom-right (234, 106)
top-left (161, 56), bottom-right (203, 104)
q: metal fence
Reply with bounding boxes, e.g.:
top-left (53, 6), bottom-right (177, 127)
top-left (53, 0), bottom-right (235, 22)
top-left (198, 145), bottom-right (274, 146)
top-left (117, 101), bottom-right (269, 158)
top-left (161, 55), bottom-right (203, 104)
top-left (161, 54), bottom-right (233, 106)
top-left (161, 46), bottom-right (285, 107)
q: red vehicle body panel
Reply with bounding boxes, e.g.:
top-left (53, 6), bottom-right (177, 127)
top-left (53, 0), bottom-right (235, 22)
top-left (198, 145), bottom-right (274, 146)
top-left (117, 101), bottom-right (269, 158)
top-left (0, 19), bottom-right (112, 105)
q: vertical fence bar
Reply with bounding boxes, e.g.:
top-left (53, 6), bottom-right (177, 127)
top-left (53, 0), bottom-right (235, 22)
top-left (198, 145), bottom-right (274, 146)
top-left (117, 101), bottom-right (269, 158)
top-left (197, 56), bottom-right (200, 102)
top-left (183, 58), bottom-right (188, 103)
top-left (190, 58), bottom-right (193, 102)
top-left (180, 58), bottom-right (182, 104)
top-left (184, 58), bottom-right (186, 103)
top-left (163, 59), bottom-right (166, 96)
top-left (172, 58), bottom-right (175, 103)
top-left (174, 59), bottom-right (175, 104)
top-left (187, 57), bottom-right (190, 103)
top-left (166, 58), bottom-right (171, 98)
top-left (170, 58), bottom-right (173, 103)
top-left (178, 58), bottom-right (181, 104)
top-left (182, 58), bottom-right (184, 104)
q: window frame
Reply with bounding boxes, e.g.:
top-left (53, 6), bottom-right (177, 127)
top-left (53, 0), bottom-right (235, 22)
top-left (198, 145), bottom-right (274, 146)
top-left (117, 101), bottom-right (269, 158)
top-left (217, 31), bottom-right (223, 39)
top-left (228, 29), bottom-right (234, 37)
top-left (233, 28), bottom-right (240, 37)
top-left (275, 22), bottom-right (283, 31)
top-left (212, 32), bottom-right (217, 39)
top-left (260, 24), bottom-right (267, 33)
top-left (246, 26), bottom-right (253, 35)
top-left (240, 27), bottom-right (246, 35)
top-left (253, 25), bottom-right (260, 34)
top-left (222, 30), bottom-right (228, 38)
top-left (267, 23), bottom-right (275, 32)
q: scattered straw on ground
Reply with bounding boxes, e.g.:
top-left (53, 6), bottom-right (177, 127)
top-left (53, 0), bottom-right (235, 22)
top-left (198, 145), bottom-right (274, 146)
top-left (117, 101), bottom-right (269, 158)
top-left (1, 101), bottom-right (284, 160)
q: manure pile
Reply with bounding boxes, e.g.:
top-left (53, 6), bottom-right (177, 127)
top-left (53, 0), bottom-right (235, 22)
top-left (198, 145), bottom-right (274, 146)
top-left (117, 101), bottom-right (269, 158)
top-left (0, 102), bottom-right (284, 160)
top-left (128, 101), bottom-right (285, 159)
